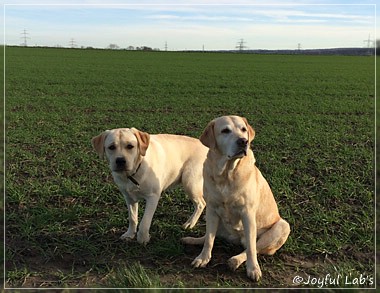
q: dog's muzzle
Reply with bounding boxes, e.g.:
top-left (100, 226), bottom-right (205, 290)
top-left (115, 157), bottom-right (127, 172)
top-left (232, 138), bottom-right (248, 158)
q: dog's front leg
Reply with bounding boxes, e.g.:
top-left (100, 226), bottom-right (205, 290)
top-left (120, 197), bottom-right (138, 241)
top-left (242, 211), bottom-right (262, 281)
top-left (192, 206), bottom-right (219, 268)
top-left (137, 195), bottom-right (160, 245)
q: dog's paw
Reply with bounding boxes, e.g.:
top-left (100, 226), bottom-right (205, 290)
top-left (137, 231), bottom-right (150, 245)
top-left (120, 231), bottom-right (136, 241)
top-left (246, 264), bottom-right (262, 281)
top-left (182, 219), bottom-right (197, 230)
top-left (228, 255), bottom-right (245, 271)
top-left (191, 254), bottom-right (211, 268)
top-left (182, 221), bottom-right (192, 230)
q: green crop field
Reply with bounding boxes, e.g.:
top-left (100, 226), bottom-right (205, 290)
top-left (4, 46), bottom-right (375, 289)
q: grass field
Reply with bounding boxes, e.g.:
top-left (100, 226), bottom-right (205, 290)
top-left (4, 46), bottom-right (375, 289)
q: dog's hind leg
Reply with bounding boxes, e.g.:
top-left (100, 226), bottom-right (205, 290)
top-left (182, 196), bottom-right (206, 229)
top-left (257, 218), bottom-right (290, 255)
top-left (181, 175), bottom-right (206, 229)
top-left (181, 235), bottom-right (205, 245)
top-left (228, 250), bottom-right (247, 271)
top-left (228, 218), bottom-right (290, 270)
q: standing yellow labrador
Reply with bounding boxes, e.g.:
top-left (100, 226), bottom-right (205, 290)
top-left (92, 128), bottom-right (207, 245)
top-left (182, 116), bottom-right (290, 281)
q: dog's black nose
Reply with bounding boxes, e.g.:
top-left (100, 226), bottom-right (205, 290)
top-left (237, 138), bottom-right (248, 147)
top-left (116, 157), bottom-right (126, 167)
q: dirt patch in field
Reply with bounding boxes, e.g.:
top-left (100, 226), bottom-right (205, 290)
top-left (6, 240), bottom-right (366, 289)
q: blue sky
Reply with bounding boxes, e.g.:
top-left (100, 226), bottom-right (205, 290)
top-left (2, 0), bottom-right (377, 50)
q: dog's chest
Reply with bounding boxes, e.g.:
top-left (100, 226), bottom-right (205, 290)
top-left (113, 173), bottom-right (146, 201)
top-left (209, 182), bottom-right (245, 231)
top-left (216, 203), bottom-right (243, 232)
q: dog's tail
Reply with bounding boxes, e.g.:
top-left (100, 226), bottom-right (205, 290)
top-left (181, 235), bottom-right (205, 245)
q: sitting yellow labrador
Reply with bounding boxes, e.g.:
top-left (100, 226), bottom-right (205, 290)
top-left (182, 116), bottom-right (290, 281)
top-left (92, 128), bottom-right (207, 245)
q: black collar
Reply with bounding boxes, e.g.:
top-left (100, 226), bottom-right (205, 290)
top-left (127, 162), bottom-right (142, 187)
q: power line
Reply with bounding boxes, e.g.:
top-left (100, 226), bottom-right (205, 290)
top-left (236, 39), bottom-right (247, 51)
top-left (363, 34), bottom-right (375, 55)
top-left (363, 34), bottom-right (374, 48)
top-left (69, 38), bottom-right (77, 48)
top-left (20, 29), bottom-right (30, 46)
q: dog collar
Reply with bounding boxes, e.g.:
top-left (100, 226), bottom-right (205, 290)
top-left (127, 162), bottom-right (142, 187)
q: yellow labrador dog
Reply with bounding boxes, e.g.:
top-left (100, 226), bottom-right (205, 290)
top-left (92, 128), bottom-right (207, 245)
top-left (182, 116), bottom-right (290, 281)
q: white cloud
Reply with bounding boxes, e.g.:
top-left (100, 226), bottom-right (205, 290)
top-left (147, 14), bottom-right (254, 23)
top-left (250, 8), bottom-right (374, 23)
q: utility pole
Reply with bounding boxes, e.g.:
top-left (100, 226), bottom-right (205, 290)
top-left (69, 38), bottom-right (77, 48)
top-left (297, 43), bottom-right (302, 51)
top-left (20, 29), bottom-right (30, 46)
top-left (363, 34), bottom-right (374, 48)
top-left (164, 41), bottom-right (168, 51)
top-left (236, 39), bottom-right (247, 51)
top-left (363, 34), bottom-right (375, 55)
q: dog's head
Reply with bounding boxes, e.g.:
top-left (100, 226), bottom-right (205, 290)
top-left (200, 116), bottom-right (255, 160)
top-left (91, 128), bottom-right (150, 174)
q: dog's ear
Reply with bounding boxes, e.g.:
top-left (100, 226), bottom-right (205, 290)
top-left (132, 128), bottom-right (150, 156)
top-left (91, 131), bottom-right (109, 159)
top-left (242, 117), bottom-right (255, 143)
top-left (200, 120), bottom-right (216, 149)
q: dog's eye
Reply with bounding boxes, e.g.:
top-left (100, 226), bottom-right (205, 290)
top-left (242, 127), bottom-right (247, 132)
top-left (108, 145), bottom-right (116, 151)
top-left (221, 128), bottom-right (231, 134)
top-left (126, 144), bottom-right (134, 150)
